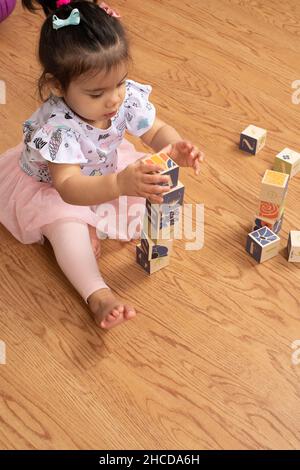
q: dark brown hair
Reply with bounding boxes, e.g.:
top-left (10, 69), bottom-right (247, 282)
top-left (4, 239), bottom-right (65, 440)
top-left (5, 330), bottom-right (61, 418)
top-left (22, 1), bottom-right (130, 100)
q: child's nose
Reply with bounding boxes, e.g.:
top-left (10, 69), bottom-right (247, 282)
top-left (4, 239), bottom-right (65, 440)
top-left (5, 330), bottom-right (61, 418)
top-left (106, 89), bottom-right (120, 108)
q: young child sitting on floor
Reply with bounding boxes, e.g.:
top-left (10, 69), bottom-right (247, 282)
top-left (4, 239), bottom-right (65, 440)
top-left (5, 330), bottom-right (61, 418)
top-left (0, 0), bottom-right (204, 329)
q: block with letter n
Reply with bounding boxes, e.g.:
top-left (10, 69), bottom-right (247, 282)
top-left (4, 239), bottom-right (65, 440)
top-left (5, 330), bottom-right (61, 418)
top-left (239, 124), bottom-right (267, 155)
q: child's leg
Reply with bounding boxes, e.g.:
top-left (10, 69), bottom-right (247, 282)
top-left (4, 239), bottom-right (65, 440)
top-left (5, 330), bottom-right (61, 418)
top-left (41, 219), bottom-right (136, 329)
top-left (88, 224), bottom-right (101, 259)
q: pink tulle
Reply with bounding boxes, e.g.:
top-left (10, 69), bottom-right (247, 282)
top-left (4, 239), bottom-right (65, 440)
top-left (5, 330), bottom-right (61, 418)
top-left (0, 139), bottom-right (146, 244)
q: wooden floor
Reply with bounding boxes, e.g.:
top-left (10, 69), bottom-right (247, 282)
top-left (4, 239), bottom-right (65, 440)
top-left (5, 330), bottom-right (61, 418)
top-left (1, 0), bottom-right (300, 450)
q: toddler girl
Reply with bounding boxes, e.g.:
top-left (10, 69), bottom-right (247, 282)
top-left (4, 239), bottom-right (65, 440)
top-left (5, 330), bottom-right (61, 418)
top-left (0, 0), bottom-right (204, 329)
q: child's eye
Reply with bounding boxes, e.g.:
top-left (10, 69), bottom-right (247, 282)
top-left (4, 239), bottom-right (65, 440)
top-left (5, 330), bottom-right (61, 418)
top-left (90, 93), bottom-right (103, 99)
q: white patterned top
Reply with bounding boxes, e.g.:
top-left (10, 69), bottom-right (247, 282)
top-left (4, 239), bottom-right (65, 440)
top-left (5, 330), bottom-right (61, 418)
top-left (19, 80), bottom-right (156, 183)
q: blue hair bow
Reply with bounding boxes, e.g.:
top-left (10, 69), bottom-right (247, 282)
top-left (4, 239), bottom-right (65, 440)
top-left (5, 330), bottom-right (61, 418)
top-left (52, 8), bottom-right (80, 30)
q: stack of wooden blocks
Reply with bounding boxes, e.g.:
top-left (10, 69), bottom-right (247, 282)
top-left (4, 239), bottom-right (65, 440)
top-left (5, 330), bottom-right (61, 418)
top-left (253, 169), bottom-right (288, 234)
top-left (240, 124), bottom-right (300, 264)
top-left (136, 152), bottom-right (185, 274)
top-left (246, 170), bottom-right (289, 263)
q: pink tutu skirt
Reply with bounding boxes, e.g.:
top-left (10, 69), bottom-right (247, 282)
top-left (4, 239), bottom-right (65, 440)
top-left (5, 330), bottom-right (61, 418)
top-left (0, 139), bottom-right (146, 244)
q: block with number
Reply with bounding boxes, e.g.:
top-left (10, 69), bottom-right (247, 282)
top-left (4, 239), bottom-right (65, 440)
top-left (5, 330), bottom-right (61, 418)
top-left (239, 125), bottom-right (267, 155)
top-left (140, 230), bottom-right (173, 261)
top-left (136, 244), bottom-right (170, 274)
top-left (287, 230), bottom-right (300, 262)
top-left (246, 227), bottom-right (280, 263)
top-left (274, 148), bottom-right (300, 179)
top-left (259, 170), bottom-right (289, 205)
top-left (143, 152), bottom-right (179, 189)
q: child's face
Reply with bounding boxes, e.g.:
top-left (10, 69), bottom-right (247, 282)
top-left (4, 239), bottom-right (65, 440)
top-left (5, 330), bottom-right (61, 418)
top-left (63, 61), bottom-right (128, 124)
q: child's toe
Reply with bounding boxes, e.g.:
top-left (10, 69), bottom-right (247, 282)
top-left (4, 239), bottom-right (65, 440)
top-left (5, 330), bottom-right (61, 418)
top-left (124, 305), bottom-right (136, 320)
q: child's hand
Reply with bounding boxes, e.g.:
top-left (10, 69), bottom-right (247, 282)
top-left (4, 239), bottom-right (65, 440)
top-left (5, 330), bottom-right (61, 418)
top-left (162, 141), bottom-right (205, 175)
top-left (116, 157), bottom-right (170, 204)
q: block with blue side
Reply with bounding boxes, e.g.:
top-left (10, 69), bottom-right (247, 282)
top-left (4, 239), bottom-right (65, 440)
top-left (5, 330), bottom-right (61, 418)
top-left (143, 152), bottom-right (179, 189)
top-left (246, 227), bottom-right (280, 263)
top-left (145, 181), bottom-right (184, 240)
top-left (136, 244), bottom-right (170, 274)
top-left (239, 125), bottom-right (267, 155)
top-left (140, 230), bottom-right (173, 261)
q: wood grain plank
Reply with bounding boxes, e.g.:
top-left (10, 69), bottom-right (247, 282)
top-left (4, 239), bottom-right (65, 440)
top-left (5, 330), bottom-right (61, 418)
top-left (0, 0), bottom-right (300, 449)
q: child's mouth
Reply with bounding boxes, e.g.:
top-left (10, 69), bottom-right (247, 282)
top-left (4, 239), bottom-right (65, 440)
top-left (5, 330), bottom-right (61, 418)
top-left (104, 111), bottom-right (117, 118)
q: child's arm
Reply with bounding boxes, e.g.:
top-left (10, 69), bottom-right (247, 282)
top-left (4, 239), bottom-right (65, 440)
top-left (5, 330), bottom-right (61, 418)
top-left (141, 117), bottom-right (182, 152)
top-left (48, 163), bottom-right (120, 206)
top-left (48, 159), bottom-right (170, 206)
top-left (141, 117), bottom-right (205, 175)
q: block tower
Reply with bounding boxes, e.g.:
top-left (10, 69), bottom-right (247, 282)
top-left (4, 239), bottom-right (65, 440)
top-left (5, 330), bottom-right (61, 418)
top-left (246, 170), bottom-right (289, 263)
top-left (136, 152), bottom-right (185, 274)
top-left (253, 169), bottom-right (289, 234)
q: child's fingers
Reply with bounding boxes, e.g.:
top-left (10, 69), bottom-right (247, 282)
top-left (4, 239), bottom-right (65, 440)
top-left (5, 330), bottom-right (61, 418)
top-left (199, 150), bottom-right (205, 162)
top-left (141, 183), bottom-right (170, 195)
top-left (142, 173), bottom-right (170, 184)
top-left (194, 159), bottom-right (201, 175)
top-left (145, 194), bottom-right (164, 204)
top-left (140, 163), bottom-right (165, 173)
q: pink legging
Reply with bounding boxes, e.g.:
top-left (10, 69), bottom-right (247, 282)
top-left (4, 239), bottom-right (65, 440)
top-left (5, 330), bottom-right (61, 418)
top-left (41, 218), bottom-right (108, 303)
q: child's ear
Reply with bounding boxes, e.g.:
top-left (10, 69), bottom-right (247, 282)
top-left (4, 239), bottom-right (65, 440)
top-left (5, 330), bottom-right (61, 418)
top-left (45, 74), bottom-right (64, 97)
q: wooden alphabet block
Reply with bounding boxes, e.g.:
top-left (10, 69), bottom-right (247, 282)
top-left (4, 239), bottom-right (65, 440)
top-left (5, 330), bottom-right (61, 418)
top-left (140, 230), bottom-right (173, 261)
top-left (274, 148), bottom-right (300, 179)
top-left (253, 213), bottom-right (284, 235)
top-left (246, 227), bottom-right (280, 263)
top-left (145, 181), bottom-right (185, 240)
top-left (287, 230), bottom-right (300, 262)
top-left (259, 169), bottom-right (289, 205)
top-left (143, 214), bottom-right (176, 242)
top-left (258, 201), bottom-right (285, 221)
top-left (143, 152), bottom-right (179, 189)
top-left (136, 244), bottom-right (170, 274)
top-left (239, 125), bottom-right (267, 155)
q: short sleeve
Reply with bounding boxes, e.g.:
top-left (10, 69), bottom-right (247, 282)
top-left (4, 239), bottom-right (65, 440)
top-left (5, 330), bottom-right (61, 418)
top-left (124, 80), bottom-right (156, 137)
top-left (26, 125), bottom-right (88, 165)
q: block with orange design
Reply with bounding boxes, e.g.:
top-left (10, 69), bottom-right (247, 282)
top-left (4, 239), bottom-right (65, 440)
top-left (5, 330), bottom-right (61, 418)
top-left (143, 152), bottom-right (179, 189)
top-left (239, 125), bottom-right (267, 155)
top-left (254, 169), bottom-right (289, 236)
top-left (253, 213), bottom-right (284, 235)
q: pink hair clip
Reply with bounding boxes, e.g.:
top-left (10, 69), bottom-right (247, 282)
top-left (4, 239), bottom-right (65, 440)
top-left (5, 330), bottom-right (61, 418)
top-left (99, 2), bottom-right (120, 18)
top-left (56, 0), bottom-right (71, 7)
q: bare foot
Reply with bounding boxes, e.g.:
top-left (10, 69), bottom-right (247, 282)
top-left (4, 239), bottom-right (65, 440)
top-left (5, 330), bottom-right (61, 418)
top-left (88, 288), bottom-right (136, 329)
top-left (88, 225), bottom-right (101, 260)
